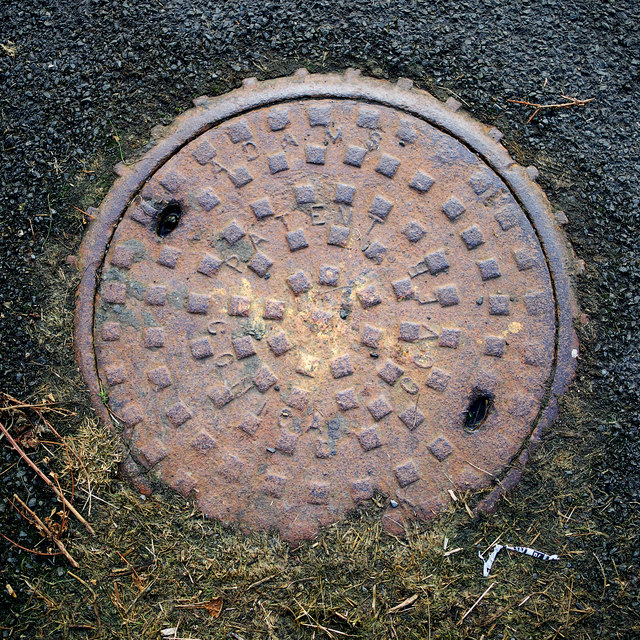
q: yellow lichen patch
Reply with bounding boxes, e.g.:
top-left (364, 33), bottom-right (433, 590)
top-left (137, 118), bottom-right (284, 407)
top-left (508, 321), bottom-right (523, 334)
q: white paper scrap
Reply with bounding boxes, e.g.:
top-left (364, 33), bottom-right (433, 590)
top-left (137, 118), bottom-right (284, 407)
top-left (478, 544), bottom-right (559, 577)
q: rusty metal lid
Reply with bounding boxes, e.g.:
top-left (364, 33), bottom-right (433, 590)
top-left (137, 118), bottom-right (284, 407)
top-left (75, 70), bottom-right (578, 541)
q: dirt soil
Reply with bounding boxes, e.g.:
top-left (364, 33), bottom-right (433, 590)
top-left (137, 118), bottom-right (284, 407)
top-left (1, 1), bottom-right (638, 638)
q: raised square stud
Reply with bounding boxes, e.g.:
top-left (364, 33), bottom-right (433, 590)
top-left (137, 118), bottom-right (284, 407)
top-left (428, 437), bottom-right (453, 461)
top-left (485, 335), bottom-right (506, 357)
top-left (357, 426), bottom-right (381, 451)
top-left (442, 196), bottom-right (465, 221)
top-left (295, 184), bottom-right (315, 204)
top-left (147, 366), bottom-right (171, 389)
top-left (369, 195), bottom-right (393, 220)
top-left (305, 145), bottom-right (326, 165)
top-left (267, 108), bottom-right (290, 131)
top-left (436, 285), bottom-right (460, 307)
top-left (226, 119), bottom-right (253, 143)
top-left (232, 335), bottom-right (256, 359)
top-left (399, 407), bottom-right (425, 430)
top-left (425, 250), bottom-right (449, 275)
top-left (307, 105), bottom-right (331, 127)
top-left (222, 221), bottom-right (245, 245)
top-left (286, 387), bottom-right (310, 411)
top-left (143, 327), bottom-right (164, 348)
top-left (477, 258), bottom-right (501, 281)
top-left (287, 271), bottom-right (311, 295)
top-left (190, 337), bottom-right (213, 360)
top-left (267, 331), bottom-right (292, 356)
top-left (378, 360), bottom-right (404, 385)
top-left (268, 152), bottom-right (289, 174)
top-left (410, 171), bottom-right (434, 192)
top-left (403, 221), bottom-right (425, 243)
top-left (286, 229), bottom-right (309, 252)
top-left (248, 252), bottom-right (273, 278)
top-left (208, 384), bottom-right (232, 408)
top-left (197, 191), bottom-right (220, 211)
top-left (364, 241), bottom-right (387, 264)
top-left (229, 295), bottom-right (251, 317)
top-left (395, 460), bottom-right (420, 487)
top-left (425, 368), bottom-right (451, 392)
top-left (197, 254), bottom-right (223, 277)
top-left (319, 265), bottom-right (339, 286)
top-left (239, 413), bottom-right (261, 436)
top-left (357, 108), bottom-right (380, 129)
top-left (335, 388), bottom-right (359, 411)
top-left (399, 322), bottom-right (420, 342)
top-left (328, 225), bottom-right (350, 247)
top-left (250, 198), bottom-right (274, 220)
top-left (166, 402), bottom-right (192, 427)
top-left (157, 246), bottom-right (181, 269)
top-left (489, 294), bottom-right (510, 316)
top-left (392, 278), bottom-right (414, 301)
top-left (330, 354), bottom-right (354, 379)
top-left (334, 183), bottom-right (355, 204)
top-left (367, 395), bottom-right (393, 421)
top-left (344, 145), bottom-right (367, 167)
top-left (111, 245), bottom-right (134, 269)
top-left (188, 293), bottom-right (209, 314)
top-left (253, 366), bottom-right (277, 393)
top-left (263, 299), bottom-right (285, 320)
top-left (376, 154), bottom-right (401, 178)
top-left (460, 225), bottom-right (485, 250)
top-left (357, 285), bottom-right (382, 309)
top-left (439, 328), bottom-right (461, 349)
top-left (361, 325), bottom-right (383, 348)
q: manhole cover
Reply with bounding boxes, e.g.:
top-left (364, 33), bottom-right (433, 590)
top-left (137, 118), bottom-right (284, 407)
top-left (76, 70), bottom-right (578, 541)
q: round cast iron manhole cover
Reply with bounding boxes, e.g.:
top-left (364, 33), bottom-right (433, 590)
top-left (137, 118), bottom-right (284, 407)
top-left (75, 70), bottom-right (578, 541)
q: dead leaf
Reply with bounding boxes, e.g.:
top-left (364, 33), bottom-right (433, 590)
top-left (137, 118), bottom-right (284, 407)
top-left (204, 596), bottom-right (223, 618)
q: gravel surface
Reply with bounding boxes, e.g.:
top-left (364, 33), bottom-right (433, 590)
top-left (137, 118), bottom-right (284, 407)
top-left (1, 0), bottom-right (639, 636)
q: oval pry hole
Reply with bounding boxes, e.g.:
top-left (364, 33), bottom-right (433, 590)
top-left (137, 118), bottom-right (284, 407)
top-left (156, 203), bottom-right (182, 237)
top-left (465, 395), bottom-right (492, 431)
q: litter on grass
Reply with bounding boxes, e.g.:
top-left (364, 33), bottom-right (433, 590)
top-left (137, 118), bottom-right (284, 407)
top-left (479, 544), bottom-right (559, 577)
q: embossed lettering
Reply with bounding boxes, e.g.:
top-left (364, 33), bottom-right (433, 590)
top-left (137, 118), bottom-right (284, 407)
top-left (336, 205), bottom-right (352, 226)
top-left (413, 354), bottom-right (434, 369)
top-left (421, 325), bottom-right (439, 340)
top-left (310, 205), bottom-right (326, 225)
top-left (224, 256), bottom-right (243, 273)
top-left (366, 217), bottom-right (382, 235)
top-left (242, 141), bottom-right (260, 161)
top-left (207, 320), bottom-right (228, 336)
top-left (210, 160), bottom-right (229, 178)
top-left (215, 353), bottom-right (235, 367)
top-left (366, 131), bottom-right (382, 151)
top-left (231, 376), bottom-right (254, 399)
top-left (249, 232), bottom-right (269, 248)
top-left (275, 211), bottom-right (291, 230)
top-left (325, 126), bottom-right (342, 144)
top-left (281, 133), bottom-right (299, 149)
top-left (408, 261), bottom-right (429, 278)
top-left (415, 291), bottom-right (438, 305)
top-left (400, 378), bottom-right (420, 395)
